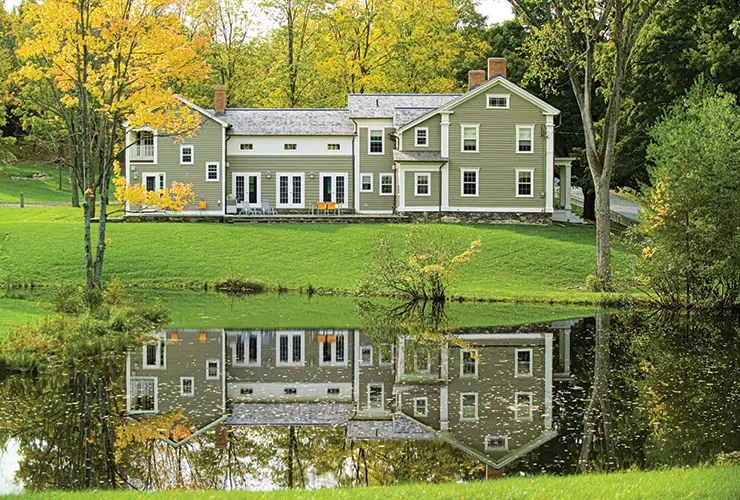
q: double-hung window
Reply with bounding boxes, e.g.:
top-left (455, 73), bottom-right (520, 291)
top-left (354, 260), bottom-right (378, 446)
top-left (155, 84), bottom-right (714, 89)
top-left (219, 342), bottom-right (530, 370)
top-left (380, 173), bottom-right (394, 195)
top-left (515, 392), bottom-right (533, 420)
top-left (515, 348), bottom-right (533, 376)
top-left (415, 173), bottom-right (430, 196)
top-left (368, 384), bottom-right (384, 410)
top-left (516, 169), bottom-right (534, 197)
top-left (461, 349), bottom-right (478, 377)
top-left (142, 335), bottom-right (166, 369)
top-left (461, 168), bottom-right (479, 197)
top-left (414, 397), bottom-right (428, 417)
top-left (180, 377), bottom-right (195, 397)
top-left (378, 344), bottom-right (393, 365)
top-left (180, 144), bottom-right (194, 165)
top-left (360, 345), bottom-right (373, 366)
top-left (206, 359), bottom-right (220, 379)
top-left (369, 129), bottom-right (384, 154)
top-left (360, 174), bottom-right (373, 192)
top-left (206, 162), bottom-right (220, 182)
top-left (129, 377), bottom-right (157, 413)
top-left (415, 128), bottom-right (428, 147)
top-left (460, 392), bottom-right (478, 420)
top-left (277, 331), bottom-right (304, 366)
top-left (516, 125), bottom-right (534, 153)
top-left (413, 346), bottom-right (430, 373)
top-left (461, 124), bottom-right (479, 152)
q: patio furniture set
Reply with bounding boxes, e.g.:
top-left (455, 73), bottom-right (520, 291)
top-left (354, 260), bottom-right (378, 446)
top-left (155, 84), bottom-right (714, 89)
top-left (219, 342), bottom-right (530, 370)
top-left (224, 199), bottom-right (343, 216)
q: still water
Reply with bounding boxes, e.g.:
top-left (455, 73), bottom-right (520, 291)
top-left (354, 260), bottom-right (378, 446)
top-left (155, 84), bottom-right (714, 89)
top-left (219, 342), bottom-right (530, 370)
top-left (1, 295), bottom-right (739, 491)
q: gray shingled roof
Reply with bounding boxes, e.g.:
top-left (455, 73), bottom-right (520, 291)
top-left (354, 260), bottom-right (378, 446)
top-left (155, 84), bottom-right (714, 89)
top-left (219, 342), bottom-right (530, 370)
top-left (346, 416), bottom-right (436, 440)
top-left (394, 107), bottom-right (436, 127)
top-left (393, 151), bottom-right (448, 162)
top-left (349, 94), bottom-right (460, 118)
top-left (222, 109), bottom-right (355, 136)
top-left (227, 403), bottom-right (352, 426)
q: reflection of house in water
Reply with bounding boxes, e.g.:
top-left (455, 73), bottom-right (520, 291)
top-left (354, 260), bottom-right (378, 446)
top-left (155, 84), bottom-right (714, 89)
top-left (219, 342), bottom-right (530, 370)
top-left (126, 324), bottom-right (575, 467)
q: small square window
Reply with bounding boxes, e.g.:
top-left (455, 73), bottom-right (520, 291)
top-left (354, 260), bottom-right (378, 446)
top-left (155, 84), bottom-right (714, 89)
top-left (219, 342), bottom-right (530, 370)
top-left (380, 173), bottom-right (393, 195)
top-left (284, 143), bottom-right (297, 150)
top-left (240, 143), bottom-right (253, 151)
top-left (206, 359), bottom-right (219, 379)
top-left (414, 397), bottom-right (428, 417)
top-left (284, 387), bottom-right (297, 395)
top-left (327, 143), bottom-right (341, 151)
top-left (180, 377), bottom-right (194, 396)
top-left (240, 387), bottom-right (253, 395)
top-left (360, 346), bottom-right (373, 365)
top-left (361, 174), bottom-right (373, 192)
top-left (206, 162), bottom-right (219, 181)
top-left (180, 145), bottom-right (193, 164)
top-left (515, 392), bottom-right (533, 420)
top-left (415, 128), bottom-right (428, 147)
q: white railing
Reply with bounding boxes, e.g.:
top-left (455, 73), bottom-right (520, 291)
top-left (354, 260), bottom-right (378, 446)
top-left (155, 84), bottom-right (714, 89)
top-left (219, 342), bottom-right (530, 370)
top-left (131, 143), bottom-right (155, 162)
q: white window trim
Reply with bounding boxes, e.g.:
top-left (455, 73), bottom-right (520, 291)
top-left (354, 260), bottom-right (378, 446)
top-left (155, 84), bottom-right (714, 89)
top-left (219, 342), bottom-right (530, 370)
top-left (327, 143), bottom-right (341, 151)
top-left (318, 172), bottom-right (349, 208)
top-left (205, 359), bottom-right (220, 380)
top-left (275, 172), bottom-right (305, 209)
top-left (239, 143), bottom-right (254, 151)
top-left (367, 383), bottom-right (384, 411)
top-left (205, 162), bottom-right (220, 182)
top-left (284, 143), bottom-right (298, 151)
top-left (515, 348), bottom-right (534, 377)
top-left (180, 376), bottom-right (195, 397)
top-left (460, 168), bottom-right (479, 197)
top-left (486, 93), bottom-right (511, 109)
top-left (460, 123), bottom-right (480, 153)
top-left (179, 144), bottom-right (194, 165)
top-left (484, 435), bottom-right (509, 451)
top-left (142, 172), bottom-right (166, 192)
top-left (128, 376), bottom-right (158, 414)
top-left (360, 345), bottom-right (373, 366)
top-left (414, 172), bottom-right (431, 197)
top-left (232, 172), bottom-right (261, 208)
top-left (142, 334), bottom-right (166, 369)
top-left (460, 349), bottom-right (479, 378)
top-left (232, 331), bottom-right (262, 366)
top-left (460, 392), bottom-right (479, 421)
top-left (130, 128), bottom-right (158, 164)
top-left (515, 391), bottom-right (534, 420)
top-left (318, 330), bottom-right (349, 367)
top-left (516, 125), bottom-right (535, 154)
top-left (379, 173), bottom-right (394, 196)
top-left (368, 128), bottom-right (385, 155)
top-left (415, 127), bottom-right (429, 147)
top-left (276, 331), bottom-right (306, 366)
top-left (360, 173), bottom-right (373, 193)
top-left (379, 343), bottom-right (394, 366)
top-left (414, 397), bottom-right (428, 417)
top-left (515, 168), bottom-right (535, 198)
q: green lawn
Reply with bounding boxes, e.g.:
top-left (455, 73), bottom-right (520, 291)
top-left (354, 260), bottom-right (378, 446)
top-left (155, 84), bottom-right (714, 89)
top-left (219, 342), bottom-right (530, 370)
top-left (9, 466), bottom-right (740, 499)
top-left (0, 207), bottom-right (637, 303)
top-left (0, 161), bottom-right (72, 204)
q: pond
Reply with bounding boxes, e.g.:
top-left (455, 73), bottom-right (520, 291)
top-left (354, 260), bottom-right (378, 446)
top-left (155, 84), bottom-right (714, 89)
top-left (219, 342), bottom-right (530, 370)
top-left (1, 293), bottom-right (739, 492)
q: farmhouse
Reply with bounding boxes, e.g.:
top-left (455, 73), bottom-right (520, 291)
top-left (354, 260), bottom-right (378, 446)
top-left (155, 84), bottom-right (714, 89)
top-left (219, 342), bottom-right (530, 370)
top-left (124, 58), bottom-right (579, 223)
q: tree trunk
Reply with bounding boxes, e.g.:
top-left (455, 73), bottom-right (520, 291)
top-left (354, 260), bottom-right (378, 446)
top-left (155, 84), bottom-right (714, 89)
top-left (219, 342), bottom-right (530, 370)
top-left (593, 175), bottom-right (612, 286)
top-left (582, 190), bottom-right (595, 220)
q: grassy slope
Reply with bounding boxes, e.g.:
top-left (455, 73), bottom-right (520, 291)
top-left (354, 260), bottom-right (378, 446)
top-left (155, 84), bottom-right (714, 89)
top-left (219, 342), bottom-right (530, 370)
top-left (0, 207), bottom-right (637, 303)
top-left (0, 162), bottom-right (72, 204)
top-left (13, 466), bottom-right (740, 499)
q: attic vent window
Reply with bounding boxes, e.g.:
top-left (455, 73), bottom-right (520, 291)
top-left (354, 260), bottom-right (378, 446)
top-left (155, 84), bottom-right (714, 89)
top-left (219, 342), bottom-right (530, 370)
top-left (327, 387), bottom-right (340, 395)
top-left (485, 436), bottom-right (508, 451)
top-left (486, 94), bottom-right (510, 109)
top-left (240, 387), bottom-right (253, 395)
top-left (284, 387), bottom-right (297, 395)
top-left (327, 144), bottom-right (341, 151)
top-left (240, 143), bottom-right (253, 151)
top-left (284, 144), bottom-right (297, 151)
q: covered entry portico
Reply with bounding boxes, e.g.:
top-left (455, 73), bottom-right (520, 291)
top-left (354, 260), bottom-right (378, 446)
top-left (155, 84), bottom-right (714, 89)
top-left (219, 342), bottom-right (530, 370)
top-left (553, 157), bottom-right (582, 224)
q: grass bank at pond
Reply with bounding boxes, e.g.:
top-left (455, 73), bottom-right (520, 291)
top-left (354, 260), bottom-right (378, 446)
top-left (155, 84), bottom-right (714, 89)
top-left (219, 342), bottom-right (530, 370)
top-left (10, 466), bottom-right (740, 499)
top-left (0, 207), bottom-right (638, 303)
top-left (0, 289), bottom-right (595, 341)
top-left (0, 161), bottom-right (72, 204)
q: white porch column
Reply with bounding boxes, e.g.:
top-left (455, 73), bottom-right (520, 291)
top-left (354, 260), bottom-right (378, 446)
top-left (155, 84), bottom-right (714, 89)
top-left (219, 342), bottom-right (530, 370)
top-left (354, 330), bottom-right (360, 411)
top-left (440, 112), bottom-right (451, 159)
top-left (544, 332), bottom-right (553, 430)
top-left (564, 164), bottom-right (572, 210)
top-left (545, 115), bottom-right (555, 213)
top-left (440, 342), bottom-right (449, 430)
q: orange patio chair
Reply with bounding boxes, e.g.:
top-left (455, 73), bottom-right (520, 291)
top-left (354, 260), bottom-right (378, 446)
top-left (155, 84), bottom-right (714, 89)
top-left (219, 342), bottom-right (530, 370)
top-left (197, 200), bottom-right (207, 210)
top-left (327, 201), bottom-right (336, 214)
top-left (316, 201), bottom-right (327, 214)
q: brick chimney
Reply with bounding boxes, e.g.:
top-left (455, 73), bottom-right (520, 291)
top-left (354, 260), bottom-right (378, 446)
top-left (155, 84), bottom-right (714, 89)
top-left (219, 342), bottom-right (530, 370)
top-left (468, 70), bottom-right (486, 90)
top-left (488, 57), bottom-right (507, 80)
top-left (214, 85), bottom-right (227, 115)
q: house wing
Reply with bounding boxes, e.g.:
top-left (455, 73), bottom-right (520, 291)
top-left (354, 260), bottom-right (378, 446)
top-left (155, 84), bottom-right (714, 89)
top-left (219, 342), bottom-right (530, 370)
top-left (396, 77), bottom-right (560, 134)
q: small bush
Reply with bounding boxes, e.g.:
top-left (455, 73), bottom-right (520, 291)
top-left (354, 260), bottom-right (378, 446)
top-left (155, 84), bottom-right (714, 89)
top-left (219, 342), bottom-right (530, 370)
top-left (215, 275), bottom-right (267, 295)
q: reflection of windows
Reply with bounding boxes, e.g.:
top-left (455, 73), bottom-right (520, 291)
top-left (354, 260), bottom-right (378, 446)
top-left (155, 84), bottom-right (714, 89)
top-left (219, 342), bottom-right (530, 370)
top-left (319, 331), bottom-right (347, 366)
top-left (277, 332), bottom-right (304, 366)
top-left (414, 346), bottom-right (430, 373)
top-left (485, 436), bottom-right (508, 451)
top-left (240, 387), bottom-right (253, 395)
top-left (360, 345), bottom-right (373, 366)
top-left (234, 331), bottom-right (260, 366)
top-left (206, 359), bottom-right (220, 379)
top-left (142, 335), bottom-right (166, 369)
top-left (180, 377), bottom-right (194, 397)
top-left (284, 387), bottom-right (297, 395)
top-left (327, 387), bottom-right (341, 395)
top-left (460, 393), bottom-right (478, 420)
top-left (461, 349), bottom-right (478, 377)
top-left (515, 392), bottom-right (533, 420)
top-left (129, 377), bottom-right (157, 413)
top-left (515, 348), bottom-right (533, 377)
top-left (378, 344), bottom-right (393, 365)
top-left (414, 397), bottom-right (428, 417)
top-left (368, 384), bottom-right (384, 410)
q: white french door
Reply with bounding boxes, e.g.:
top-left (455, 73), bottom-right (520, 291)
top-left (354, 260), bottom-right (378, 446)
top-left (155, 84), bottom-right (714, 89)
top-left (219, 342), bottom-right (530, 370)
top-left (319, 173), bottom-right (348, 208)
top-left (276, 173), bottom-right (304, 208)
top-left (232, 172), bottom-right (260, 207)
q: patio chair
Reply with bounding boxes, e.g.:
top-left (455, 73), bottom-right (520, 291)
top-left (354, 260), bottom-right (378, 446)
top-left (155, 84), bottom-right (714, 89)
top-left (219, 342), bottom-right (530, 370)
top-left (316, 201), bottom-right (327, 215)
top-left (226, 199), bottom-right (238, 215)
top-left (261, 199), bottom-right (278, 215)
top-left (238, 200), bottom-right (250, 215)
top-left (327, 201), bottom-right (336, 215)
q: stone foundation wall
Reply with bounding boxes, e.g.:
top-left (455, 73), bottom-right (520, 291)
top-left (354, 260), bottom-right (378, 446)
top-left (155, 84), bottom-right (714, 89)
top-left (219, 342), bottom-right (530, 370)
top-left (402, 211), bottom-right (552, 224)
